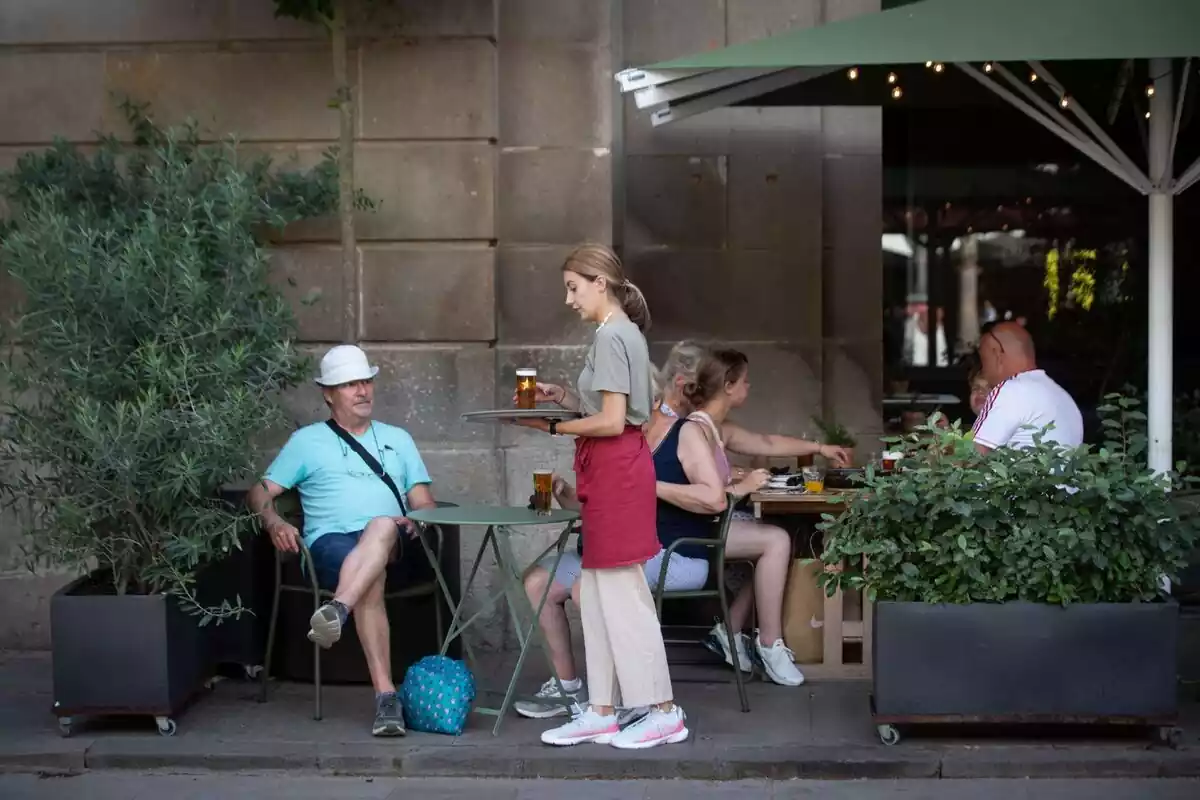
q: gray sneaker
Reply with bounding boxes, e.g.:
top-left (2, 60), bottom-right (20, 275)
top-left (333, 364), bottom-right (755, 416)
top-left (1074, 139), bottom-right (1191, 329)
top-left (372, 692), bottom-right (406, 737)
top-left (514, 678), bottom-right (586, 720)
top-left (617, 706), bottom-right (650, 729)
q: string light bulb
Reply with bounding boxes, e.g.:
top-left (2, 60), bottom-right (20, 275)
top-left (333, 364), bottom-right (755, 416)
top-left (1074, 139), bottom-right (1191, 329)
top-left (887, 71), bottom-right (898, 84)
top-left (1146, 85), bottom-right (1156, 97)
top-left (925, 61), bottom-right (933, 68)
top-left (1059, 95), bottom-right (1071, 109)
top-left (847, 67), bottom-right (859, 80)
top-left (1145, 110), bottom-right (1152, 119)
top-left (891, 86), bottom-right (904, 99)
top-left (933, 62), bottom-right (945, 73)
top-left (1030, 72), bottom-right (1038, 82)
top-left (983, 62), bottom-right (994, 73)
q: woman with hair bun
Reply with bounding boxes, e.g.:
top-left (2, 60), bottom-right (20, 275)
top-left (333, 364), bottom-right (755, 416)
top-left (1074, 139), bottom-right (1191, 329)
top-left (515, 340), bottom-right (708, 725)
top-left (513, 244), bottom-right (687, 750)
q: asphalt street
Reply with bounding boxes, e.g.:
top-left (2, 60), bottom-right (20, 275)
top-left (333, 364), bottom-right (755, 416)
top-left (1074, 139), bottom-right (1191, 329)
top-left (1, 774), bottom-right (1198, 799)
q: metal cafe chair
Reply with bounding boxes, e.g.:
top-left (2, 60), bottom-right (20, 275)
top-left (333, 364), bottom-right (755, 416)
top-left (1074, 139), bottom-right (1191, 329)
top-left (257, 495), bottom-right (446, 721)
top-left (651, 493), bottom-right (750, 712)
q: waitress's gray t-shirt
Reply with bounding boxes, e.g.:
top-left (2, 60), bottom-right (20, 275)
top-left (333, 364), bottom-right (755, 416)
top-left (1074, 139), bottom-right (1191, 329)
top-left (577, 316), bottom-right (652, 427)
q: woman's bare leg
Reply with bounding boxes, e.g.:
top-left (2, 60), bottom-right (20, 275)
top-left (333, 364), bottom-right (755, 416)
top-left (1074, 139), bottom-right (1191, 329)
top-left (523, 566), bottom-right (577, 681)
top-left (723, 520), bottom-right (791, 643)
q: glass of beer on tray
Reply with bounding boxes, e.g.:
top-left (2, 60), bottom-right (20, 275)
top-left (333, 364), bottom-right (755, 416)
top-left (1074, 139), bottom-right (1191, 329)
top-left (881, 451), bottom-right (902, 472)
top-left (801, 465), bottom-right (825, 494)
top-left (533, 470), bottom-right (554, 515)
top-left (516, 368), bottom-right (538, 409)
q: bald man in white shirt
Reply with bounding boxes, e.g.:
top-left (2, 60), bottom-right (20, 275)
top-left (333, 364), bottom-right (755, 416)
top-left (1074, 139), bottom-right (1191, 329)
top-left (972, 322), bottom-right (1083, 454)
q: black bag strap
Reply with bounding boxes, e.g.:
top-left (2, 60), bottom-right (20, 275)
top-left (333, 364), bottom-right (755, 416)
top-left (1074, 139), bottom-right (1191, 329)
top-left (326, 420), bottom-right (408, 517)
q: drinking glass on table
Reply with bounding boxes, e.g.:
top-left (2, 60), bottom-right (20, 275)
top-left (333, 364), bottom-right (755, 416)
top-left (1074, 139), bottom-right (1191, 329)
top-left (802, 464), bottom-right (825, 494)
top-left (532, 469), bottom-right (554, 514)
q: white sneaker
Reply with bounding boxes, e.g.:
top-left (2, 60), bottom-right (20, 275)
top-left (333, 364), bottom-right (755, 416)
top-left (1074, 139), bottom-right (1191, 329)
top-left (306, 603), bottom-right (343, 650)
top-left (610, 705), bottom-right (689, 750)
top-left (540, 708), bottom-right (620, 746)
top-left (703, 621), bottom-right (753, 673)
top-left (755, 634), bottom-right (805, 686)
top-left (515, 678), bottom-right (586, 720)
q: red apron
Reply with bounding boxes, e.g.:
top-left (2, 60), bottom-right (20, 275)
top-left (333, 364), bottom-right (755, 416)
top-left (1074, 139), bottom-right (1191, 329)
top-left (574, 426), bottom-right (659, 569)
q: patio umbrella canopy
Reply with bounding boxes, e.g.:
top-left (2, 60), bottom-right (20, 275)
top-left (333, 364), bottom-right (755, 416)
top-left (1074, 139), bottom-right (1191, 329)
top-left (618, 0), bottom-right (1200, 474)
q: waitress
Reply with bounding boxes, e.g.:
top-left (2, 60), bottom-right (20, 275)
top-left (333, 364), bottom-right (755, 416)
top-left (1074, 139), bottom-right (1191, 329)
top-left (514, 243), bottom-right (687, 750)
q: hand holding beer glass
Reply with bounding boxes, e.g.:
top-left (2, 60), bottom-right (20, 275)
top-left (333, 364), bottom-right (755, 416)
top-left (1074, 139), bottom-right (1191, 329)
top-left (532, 469), bottom-right (554, 515)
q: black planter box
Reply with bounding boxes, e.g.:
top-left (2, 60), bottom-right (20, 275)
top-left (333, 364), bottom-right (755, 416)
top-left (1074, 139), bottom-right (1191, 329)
top-left (197, 526), bottom-right (275, 674)
top-left (52, 573), bottom-right (210, 732)
top-left (873, 600), bottom-right (1179, 722)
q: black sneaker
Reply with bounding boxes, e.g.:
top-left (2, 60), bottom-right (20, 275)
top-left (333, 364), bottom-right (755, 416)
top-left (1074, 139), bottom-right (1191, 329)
top-left (372, 692), bottom-right (406, 737)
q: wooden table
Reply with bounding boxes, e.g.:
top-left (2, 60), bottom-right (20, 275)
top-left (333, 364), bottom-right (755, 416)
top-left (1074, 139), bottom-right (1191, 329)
top-left (749, 488), bottom-right (871, 681)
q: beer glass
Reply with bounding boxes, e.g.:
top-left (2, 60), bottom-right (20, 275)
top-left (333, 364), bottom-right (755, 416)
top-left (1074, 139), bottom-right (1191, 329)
top-left (881, 451), bottom-right (902, 472)
top-left (516, 368), bottom-right (538, 409)
top-left (533, 470), bottom-right (553, 515)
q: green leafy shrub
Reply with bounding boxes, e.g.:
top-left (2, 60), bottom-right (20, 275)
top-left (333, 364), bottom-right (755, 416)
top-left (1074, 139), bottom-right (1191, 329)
top-left (817, 394), bottom-right (1199, 605)
top-left (0, 105), bottom-right (341, 620)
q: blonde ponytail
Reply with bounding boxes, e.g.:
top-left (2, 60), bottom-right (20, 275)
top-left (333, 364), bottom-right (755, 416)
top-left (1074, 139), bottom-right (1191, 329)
top-left (619, 280), bottom-right (652, 333)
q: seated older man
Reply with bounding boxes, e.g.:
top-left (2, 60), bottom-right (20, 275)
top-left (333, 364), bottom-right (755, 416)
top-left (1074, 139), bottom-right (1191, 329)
top-left (247, 345), bottom-right (436, 737)
top-left (972, 322), bottom-right (1083, 452)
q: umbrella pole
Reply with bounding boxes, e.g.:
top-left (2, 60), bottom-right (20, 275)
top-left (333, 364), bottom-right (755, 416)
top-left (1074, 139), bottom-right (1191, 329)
top-left (1147, 58), bottom-right (1173, 475)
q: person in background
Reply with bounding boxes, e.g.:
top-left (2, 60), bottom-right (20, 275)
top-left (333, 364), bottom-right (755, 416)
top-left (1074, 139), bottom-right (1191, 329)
top-left (685, 349), bottom-right (850, 686)
top-left (515, 342), bottom-right (707, 723)
top-left (932, 351), bottom-right (991, 436)
top-left (513, 244), bottom-right (687, 750)
top-left (973, 321), bottom-right (1083, 452)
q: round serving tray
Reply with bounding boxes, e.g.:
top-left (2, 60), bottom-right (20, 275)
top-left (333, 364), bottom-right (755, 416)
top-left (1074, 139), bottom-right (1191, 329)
top-left (462, 408), bottom-right (582, 423)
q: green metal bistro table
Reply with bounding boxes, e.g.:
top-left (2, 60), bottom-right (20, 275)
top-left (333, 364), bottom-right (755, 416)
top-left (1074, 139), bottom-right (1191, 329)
top-left (406, 505), bottom-right (579, 735)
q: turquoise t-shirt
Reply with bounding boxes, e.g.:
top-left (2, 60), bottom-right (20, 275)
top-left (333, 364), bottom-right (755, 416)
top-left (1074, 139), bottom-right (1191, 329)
top-left (264, 421), bottom-right (432, 547)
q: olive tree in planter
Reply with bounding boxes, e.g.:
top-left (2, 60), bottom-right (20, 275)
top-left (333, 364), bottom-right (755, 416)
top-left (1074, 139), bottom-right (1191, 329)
top-left (0, 108), bottom-right (340, 737)
top-left (818, 395), bottom-right (1199, 746)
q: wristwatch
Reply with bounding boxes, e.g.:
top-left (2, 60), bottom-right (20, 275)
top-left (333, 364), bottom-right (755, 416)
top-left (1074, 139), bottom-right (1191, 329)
top-left (549, 420), bottom-right (559, 436)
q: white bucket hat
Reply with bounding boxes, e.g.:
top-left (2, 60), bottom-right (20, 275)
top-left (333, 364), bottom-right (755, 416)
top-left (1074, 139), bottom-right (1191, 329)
top-left (314, 345), bottom-right (379, 387)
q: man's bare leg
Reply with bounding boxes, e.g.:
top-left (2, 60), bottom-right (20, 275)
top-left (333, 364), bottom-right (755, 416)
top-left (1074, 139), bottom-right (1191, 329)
top-left (355, 573), bottom-right (394, 693)
top-left (308, 516), bottom-right (397, 649)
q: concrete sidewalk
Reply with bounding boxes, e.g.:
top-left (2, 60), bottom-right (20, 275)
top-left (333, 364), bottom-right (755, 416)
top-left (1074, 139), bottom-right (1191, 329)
top-left (2, 650), bottom-right (1198, 781)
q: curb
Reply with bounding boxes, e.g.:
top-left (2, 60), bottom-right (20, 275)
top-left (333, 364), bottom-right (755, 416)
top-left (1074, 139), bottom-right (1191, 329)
top-left (3, 741), bottom-right (1199, 780)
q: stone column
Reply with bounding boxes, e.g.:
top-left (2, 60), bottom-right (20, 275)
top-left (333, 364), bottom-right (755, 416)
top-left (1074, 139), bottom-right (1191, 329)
top-left (495, 1), bottom-right (616, 575)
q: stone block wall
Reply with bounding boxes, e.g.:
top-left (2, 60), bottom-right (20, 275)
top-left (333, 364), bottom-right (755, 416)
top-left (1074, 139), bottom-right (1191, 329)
top-left (0, 0), bottom-right (883, 650)
top-left (621, 0), bottom-right (883, 452)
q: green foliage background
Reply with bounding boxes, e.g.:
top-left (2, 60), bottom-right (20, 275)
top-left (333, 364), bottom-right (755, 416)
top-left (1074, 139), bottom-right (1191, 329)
top-left (0, 104), bottom-right (341, 620)
top-left (818, 396), bottom-right (1199, 605)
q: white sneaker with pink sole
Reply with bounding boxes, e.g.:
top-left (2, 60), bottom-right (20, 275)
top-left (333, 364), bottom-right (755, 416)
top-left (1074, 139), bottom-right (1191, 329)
top-left (540, 708), bottom-right (620, 746)
top-left (609, 705), bottom-right (689, 750)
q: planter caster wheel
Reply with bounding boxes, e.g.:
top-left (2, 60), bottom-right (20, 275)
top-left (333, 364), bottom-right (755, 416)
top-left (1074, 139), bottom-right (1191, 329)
top-left (877, 724), bottom-right (901, 746)
top-left (1157, 726), bottom-right (1183, 749)
top-left (155, 717), bottom-right (177, 737)
top-left (58, 717), bottom-right (73, 738)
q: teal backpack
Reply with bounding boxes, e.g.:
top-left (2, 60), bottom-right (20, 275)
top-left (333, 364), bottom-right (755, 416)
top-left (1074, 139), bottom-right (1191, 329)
top-left (400, 655), bottom-right (476, 735)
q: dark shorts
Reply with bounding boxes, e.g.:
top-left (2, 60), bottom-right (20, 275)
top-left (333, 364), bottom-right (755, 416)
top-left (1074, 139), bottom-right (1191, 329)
top-left (307, 529), bottom-right (433, 593)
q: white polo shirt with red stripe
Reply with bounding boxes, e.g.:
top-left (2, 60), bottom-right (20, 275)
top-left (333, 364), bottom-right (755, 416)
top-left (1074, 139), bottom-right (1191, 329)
top-left (971, 369), bottom-right (1083, 451)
